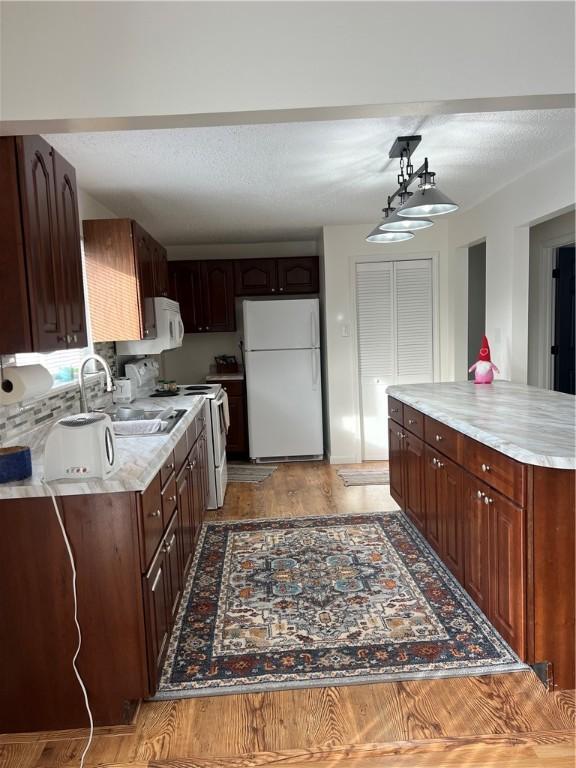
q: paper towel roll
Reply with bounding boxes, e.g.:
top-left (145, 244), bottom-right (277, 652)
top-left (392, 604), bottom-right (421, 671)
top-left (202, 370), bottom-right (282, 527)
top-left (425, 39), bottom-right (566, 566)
top-left (0, 365), bottom-right (54, 405)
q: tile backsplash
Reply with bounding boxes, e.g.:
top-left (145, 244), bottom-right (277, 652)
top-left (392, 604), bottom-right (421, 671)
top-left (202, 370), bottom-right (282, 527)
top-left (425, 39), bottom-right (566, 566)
top-left (0, 342), bottom-right (118, 446)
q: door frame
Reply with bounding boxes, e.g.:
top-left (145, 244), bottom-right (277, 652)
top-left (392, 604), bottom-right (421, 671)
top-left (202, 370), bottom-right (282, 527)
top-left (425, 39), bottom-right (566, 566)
top-left (350, 251), bottom-right (440, 462)
top-left (531, 233), bottom-right (575, 390)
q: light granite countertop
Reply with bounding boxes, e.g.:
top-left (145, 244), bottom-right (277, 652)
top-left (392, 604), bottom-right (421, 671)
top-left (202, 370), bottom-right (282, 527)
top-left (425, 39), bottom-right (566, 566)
top-left (386, 381), bottom-right (576, 470)
top-left (0, 393), bottom-right (206, 499)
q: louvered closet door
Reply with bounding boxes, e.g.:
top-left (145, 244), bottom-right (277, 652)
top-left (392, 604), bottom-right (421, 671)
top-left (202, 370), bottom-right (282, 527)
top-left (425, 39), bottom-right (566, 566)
top-left (395, 260), bottom-right (434, 384)
top-left (357, 262), bottom-right (395, 460)
top-left (356, 259), bottom-right (434, 460)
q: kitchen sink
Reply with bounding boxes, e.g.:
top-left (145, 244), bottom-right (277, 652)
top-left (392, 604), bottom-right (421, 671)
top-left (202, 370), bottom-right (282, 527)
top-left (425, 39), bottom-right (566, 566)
top-left (99, 406), bottom-right (187, 437)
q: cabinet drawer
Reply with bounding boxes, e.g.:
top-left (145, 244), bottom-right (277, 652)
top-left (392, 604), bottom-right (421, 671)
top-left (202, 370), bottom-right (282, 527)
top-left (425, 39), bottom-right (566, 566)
top-left (463, 438), bottom-right (525, 505)
top-left (161, 473), bottom-right (178, 524)
top-left (403, 405), bottom-right (424, 438)
top-left (388, 397), bottom-right (403, 424)
top-left (140, 472), bottom-right (163, 568)
top-left (174, 433), bottom-right (189, 475)
top-left (424, 417), bottom-right (459, 462)
top-left (159, 451), bottom-right (176, 488)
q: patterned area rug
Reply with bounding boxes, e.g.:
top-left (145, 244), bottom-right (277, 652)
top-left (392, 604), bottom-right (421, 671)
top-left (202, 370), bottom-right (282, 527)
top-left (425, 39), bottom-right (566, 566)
top-left (337, 468), bottom-right (390, 486)
top-left (155, 512), bottom-right (526, 699)
top-left (227, 463), bottom-right (278, 483)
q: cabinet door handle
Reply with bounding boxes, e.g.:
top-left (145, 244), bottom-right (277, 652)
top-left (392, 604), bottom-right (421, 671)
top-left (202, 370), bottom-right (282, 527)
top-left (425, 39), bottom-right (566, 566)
top-left (165, 462), bottom-right (174, 471)
top-left (437, 461), bottom-right (444, 469)
top-left (477, 490), bottom-right (485, 499)
top-left (167, 495), bottom-right (176, 503)
top-left (435, 434), bottom-right (443, 442)
top-left (144, 329), bottom-right (150, 337)
top-left (271, 288), bottom-right (276, 293)
top-left (432, 457), bottom-right (437, 467)
top-left (72, 334), bottom-right (78, 343)
top-left (279, 287), bottom-right (284, 292)
top-left (150, 508), bottom-right (161, 518)
top-left (390, 408), bottom-right (399, 413)
top-left (481, 463), bottom-right (490, 473)
top-left (57, 335), bottom-right (67, 343)
top-left (483, 496), bottom-right (493, 505)
top-left (408, 418), bottom-right (416, 425)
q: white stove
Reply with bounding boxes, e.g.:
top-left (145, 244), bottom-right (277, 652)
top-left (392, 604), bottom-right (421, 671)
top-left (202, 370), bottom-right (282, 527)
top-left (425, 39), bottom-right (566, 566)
top-left (179, 383), bottom-right (228, 510)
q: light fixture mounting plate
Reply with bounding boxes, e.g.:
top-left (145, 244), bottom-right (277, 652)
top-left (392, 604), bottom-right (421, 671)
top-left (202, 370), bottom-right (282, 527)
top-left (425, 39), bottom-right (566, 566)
top-left (389, 135), bottom-right (422, 159)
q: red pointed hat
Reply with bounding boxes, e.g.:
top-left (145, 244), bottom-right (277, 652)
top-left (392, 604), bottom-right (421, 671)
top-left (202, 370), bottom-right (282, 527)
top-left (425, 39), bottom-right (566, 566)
top-left (478, 335), bottom-right (491, 362)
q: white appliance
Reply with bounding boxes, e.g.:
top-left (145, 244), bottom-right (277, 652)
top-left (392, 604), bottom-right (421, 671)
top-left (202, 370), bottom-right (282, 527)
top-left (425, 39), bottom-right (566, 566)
top-left (112, 377), bottom-right (134, 404)
top-left (43, 413), bottom-right (118, 481)
top-left (181, 383), bottom-right (228, 509)
top-left (125, 358), bottom-right (160, 398)
top-left (116, 297), bottom-right (184, 355)
top-left (243, 298), bottom-right (323, 460)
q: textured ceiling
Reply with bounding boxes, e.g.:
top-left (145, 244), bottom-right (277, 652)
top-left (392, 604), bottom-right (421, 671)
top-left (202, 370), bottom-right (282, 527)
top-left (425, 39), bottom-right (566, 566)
top-left (47, 109), bottom-right (575, 245)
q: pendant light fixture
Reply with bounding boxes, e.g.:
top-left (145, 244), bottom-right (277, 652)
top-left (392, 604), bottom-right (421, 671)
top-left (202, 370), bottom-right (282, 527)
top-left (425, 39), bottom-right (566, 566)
top-left (366, 135), bottom-right (458, 243)
top-left (397, 186), bottom-right (458, 218)
top-left (366, 226), bottom-right (414, 243)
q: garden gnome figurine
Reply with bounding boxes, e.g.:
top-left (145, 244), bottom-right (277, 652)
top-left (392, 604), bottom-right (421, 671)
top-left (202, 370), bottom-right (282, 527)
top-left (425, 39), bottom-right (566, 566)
top-left (469, 335), bottom-right (500, 384)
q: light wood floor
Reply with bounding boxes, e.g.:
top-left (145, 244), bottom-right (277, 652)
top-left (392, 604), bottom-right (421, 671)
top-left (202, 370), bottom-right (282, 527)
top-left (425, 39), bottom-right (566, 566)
top-left (1, 462), bottom-right (573, 768)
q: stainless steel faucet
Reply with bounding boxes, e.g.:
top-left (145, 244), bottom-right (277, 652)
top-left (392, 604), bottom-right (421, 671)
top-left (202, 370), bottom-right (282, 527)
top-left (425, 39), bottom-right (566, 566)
top-left (79, 354), bottom-right (115, 413)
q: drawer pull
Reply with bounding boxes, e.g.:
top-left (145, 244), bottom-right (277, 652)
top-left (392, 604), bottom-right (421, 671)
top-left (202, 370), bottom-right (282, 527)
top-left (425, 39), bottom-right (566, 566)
top-left (167, 495), bottom-right (176, 503)
top-left (436, 461), bottom-right (444, 469)
top-left (477, 490), bottom-right (485, 499)
top-left (481, 463), bottom-right (490, 472)
top-left (483, 496), bottom-right (493, 505)
top-left (435, 434), bottom-right (443, 442)
top-left (432, 457), bottom-right (437, 466)
top-left (165, 462), bottom-right (175, 471)
top-left (408, 418), bottom-right (417, 425)
top-left (391, 407), bottom-right (399, 413)
top-left (150, 508), bottom-right (161, 518)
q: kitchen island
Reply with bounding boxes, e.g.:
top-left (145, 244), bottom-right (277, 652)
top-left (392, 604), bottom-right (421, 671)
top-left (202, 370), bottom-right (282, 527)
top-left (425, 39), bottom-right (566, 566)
top-left (0, 394), bottom-right (210, 732)
top-left (387, 381), bottom-right (575, 690)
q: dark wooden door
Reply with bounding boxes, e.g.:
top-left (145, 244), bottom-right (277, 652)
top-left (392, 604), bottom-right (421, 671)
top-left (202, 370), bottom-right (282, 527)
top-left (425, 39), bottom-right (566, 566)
top-left (170, 260), bottom-right (204, 333)
top-left (388, 420), bottom-right (405, 509)
top-left (404, 433), bottom-right (425, 532)
top-left (132, 222), bottom-right (157, 339)
top-left (463, 475), bottom-right (491, 614)
top-left (143, 549), bottom-right (170, 691)
top-left (17, 136), bottom-right (67, 351)
top-left (177, 463), bottom-right (194, 575)
top-left (225, 394), bottom-right (247, 455)
top-left (489, 491), bottom-right (526, 656)
top-left (163, 512), bottom-right (182, 624)
top-left (553, 245), bottom-right (575, 394)
top-left (277, 257), bottom-right (319, 294)
top-left (52, 149), bottom-right (87, 348)
top-left (424, 446), bottom-right (442, 554)
top-left (202, 260), bottom-right (236, 332)
top-left (437, 455), bottom-right (464, 584)
top-left (235, 258), bottom-right (278, 295)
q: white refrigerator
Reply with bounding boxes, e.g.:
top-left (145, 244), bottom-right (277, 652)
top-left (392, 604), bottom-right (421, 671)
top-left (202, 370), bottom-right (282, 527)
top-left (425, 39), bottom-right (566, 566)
top-left (243, 298), bottom-right (323, 460)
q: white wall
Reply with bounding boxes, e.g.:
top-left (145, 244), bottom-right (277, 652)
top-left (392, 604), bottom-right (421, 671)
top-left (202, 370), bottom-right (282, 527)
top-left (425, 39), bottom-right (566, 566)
top-left (528, 211), bottom-right (575, 388)
top-left (321, 220), bottom-right (451, 464)
top-left (448, 146), bottom-right (576, 383)
top-left (161, 331), bottom-right (241, 384)
top-left (2, 3), bottom-right (574, 125)
top-left (78, 188), bottom-right (118, 223)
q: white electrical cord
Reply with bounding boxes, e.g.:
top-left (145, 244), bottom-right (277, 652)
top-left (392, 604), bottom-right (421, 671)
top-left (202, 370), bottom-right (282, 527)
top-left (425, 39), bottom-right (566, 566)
top-left (42, 479), bottom-right (94, 768)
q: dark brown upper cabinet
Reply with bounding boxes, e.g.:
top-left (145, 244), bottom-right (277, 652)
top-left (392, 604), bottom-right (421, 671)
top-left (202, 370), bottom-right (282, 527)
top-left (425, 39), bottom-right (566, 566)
top-left (235, 256), bottom-right (319, 297)
top-left (277, 257), bottom-right (319, 294)
top-left (169, 260), bottom-right (236, 334)
top-left (235, 258), bottom-right (279, 295)
top-left (82, 219), bottom-right (169, 342)
top-left (0, 135), bottom-right (87, 354)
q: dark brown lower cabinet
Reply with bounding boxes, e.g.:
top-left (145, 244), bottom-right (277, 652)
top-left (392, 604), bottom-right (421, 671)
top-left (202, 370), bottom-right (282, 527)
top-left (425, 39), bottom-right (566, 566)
top-left (208, 379), bottom-right (248, 457)
top-left (388, 421), bottom-right (406, 509)
top-left (1, 415), bottom-right (209, 733)
top-left (463, 474), bottom-right (491, 614)
top-left (403, 433), bottom-right (426, 532)
top-left (426, 449), bottom-right (464, 584)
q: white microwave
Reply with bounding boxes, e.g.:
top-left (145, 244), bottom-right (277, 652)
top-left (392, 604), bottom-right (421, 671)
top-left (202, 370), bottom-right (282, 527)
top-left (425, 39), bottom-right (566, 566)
top-left (116, 297), bottom-right (184, 355)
